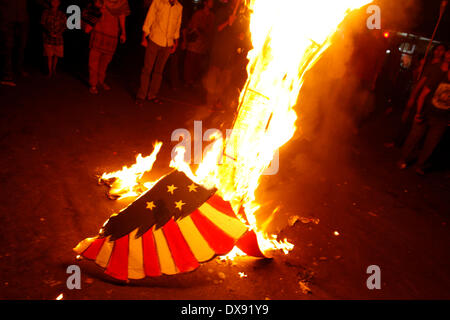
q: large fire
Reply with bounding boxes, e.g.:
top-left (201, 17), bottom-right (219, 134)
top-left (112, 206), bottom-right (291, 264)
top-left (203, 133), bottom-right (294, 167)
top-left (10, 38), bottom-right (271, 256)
top-left (100, 0), bottom-right (371, 257)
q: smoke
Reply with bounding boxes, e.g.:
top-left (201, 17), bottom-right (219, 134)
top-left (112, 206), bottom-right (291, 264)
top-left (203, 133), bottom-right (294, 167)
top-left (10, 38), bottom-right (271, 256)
top-left (294, 15), bottom-right (374, 163)
top-left (293, 0), bottom-right (421, 164)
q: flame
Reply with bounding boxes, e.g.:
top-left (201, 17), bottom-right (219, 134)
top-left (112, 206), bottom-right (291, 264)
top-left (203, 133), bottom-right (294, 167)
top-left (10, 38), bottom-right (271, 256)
top-left (198, 0), bottom-right (372, 255)
top-left (99, 0), bottom-right (371, 257)
top-left (100, 142), bottom-right (162, 199)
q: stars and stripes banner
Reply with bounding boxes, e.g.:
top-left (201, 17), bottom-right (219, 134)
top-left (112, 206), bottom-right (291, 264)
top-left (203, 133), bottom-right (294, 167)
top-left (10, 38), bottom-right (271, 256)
top-left (74, 171), bottom-right (265, 281)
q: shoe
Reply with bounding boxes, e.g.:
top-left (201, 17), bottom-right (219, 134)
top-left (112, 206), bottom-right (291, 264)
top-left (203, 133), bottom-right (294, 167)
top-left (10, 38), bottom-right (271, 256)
top-left (135, 98), bottom-right (144, 107)
top-left (1, 78), bottom-right (16, 87)
top-left (100, 83), bottom-right (111, 91)
top-left (89, 86), bottom-right (98, 94)
top-left (148, 97), bottom-right (163, 105)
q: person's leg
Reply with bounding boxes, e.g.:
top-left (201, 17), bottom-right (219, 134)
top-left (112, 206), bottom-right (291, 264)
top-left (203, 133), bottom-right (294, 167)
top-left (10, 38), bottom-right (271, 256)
top-left (394, 112), bottom-right (414, 148)
top-left (184, 51), bottom-right (195, 85)
top-left (137, 40), bottom-right (159, 100)
top-left (169, 49), bottom-right (181, 89)
top-left (52, 56), bottom-right (58, 74)
top-left (204, 65), bottom-right (220, 106)
top-left (1, 22), bottom-right (15, 83)
top-left (98, 52), bottom-right (113, 89)
top-left (16, 21), bottom-right (29, 76)
top-left (89, 48), bottom-right (101, 93)
top-left (194, 53), bottom-right (207, 83)
top-left (147, 46), bottom-right (171, 100)
top-left (399, 120), bottom-right (428, 166)
top-left (47, 55), bottom-right (53, 77)
top-left (415, 116), bottom-right (448, 170)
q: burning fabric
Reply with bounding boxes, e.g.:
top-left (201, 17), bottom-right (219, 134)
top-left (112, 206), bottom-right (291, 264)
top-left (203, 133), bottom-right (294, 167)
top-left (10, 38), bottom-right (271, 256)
top-left (74, 170), bottom-right (264, 280)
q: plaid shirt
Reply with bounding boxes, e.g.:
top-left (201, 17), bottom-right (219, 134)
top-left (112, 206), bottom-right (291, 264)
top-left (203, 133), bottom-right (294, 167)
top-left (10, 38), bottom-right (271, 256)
top-left (41, 9), bottom-right (66, 46)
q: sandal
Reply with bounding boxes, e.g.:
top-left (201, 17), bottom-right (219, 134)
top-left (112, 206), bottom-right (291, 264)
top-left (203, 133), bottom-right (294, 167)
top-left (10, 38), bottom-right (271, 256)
top-left (89, 86), bottom-right (98, 95)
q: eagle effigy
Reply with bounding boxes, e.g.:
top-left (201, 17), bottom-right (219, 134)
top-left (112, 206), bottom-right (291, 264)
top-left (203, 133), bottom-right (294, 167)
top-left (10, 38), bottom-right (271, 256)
top-left (74, 170), bottom-right (265, 281)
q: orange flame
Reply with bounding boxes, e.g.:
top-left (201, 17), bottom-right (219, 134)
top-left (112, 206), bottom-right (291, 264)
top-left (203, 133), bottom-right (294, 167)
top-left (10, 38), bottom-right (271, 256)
top-left (198, 0), bottom-right (372, 256)
top-left (100, 142), bottom-right (162, 199)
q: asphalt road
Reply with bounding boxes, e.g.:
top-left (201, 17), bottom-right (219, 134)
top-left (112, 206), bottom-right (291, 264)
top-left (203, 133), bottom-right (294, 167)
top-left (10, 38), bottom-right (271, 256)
top-left (0, 49), bottom-right (449, 300)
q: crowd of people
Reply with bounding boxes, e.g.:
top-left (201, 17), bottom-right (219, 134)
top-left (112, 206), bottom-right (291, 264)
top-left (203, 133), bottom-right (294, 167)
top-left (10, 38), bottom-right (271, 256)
top-left (394, 44), bottom-right (450, 175)
top-left (1, 0), bottom-right (448, 175)
top-left (0, 0), bottom-right (251, 110)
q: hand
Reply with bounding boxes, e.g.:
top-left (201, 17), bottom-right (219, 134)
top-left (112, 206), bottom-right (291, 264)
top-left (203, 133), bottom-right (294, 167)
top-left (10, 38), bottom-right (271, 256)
top-left (141, 36), bottom-right (148, 48)
top-left (120, 32), bottom-right (126, 44)
top-left (85, 25), bottom-right (93, 34)
top-left (170, 44), bottom-right (177, 54)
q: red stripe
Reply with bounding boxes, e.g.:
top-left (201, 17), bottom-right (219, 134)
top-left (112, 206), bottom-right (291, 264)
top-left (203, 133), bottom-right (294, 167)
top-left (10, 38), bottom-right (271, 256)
top-left (82, 238), bottom-right (105, 260)
top-left (142, 229), bottom-right (161, 277)
top-left (105, 235), bottom-right (129, 280)
top-left (236, 230), bottom-right (266, 258)
top-left (206, 194), bottom-right (236, 218)
top-left (162, 219), bottom-right (199, 273)
top-left (190, 210), bottom-right (236, 255)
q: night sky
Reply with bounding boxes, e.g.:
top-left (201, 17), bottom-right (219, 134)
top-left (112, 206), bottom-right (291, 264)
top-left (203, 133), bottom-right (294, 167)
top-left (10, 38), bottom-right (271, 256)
top-left (377, 0), bottom-right (450, 42)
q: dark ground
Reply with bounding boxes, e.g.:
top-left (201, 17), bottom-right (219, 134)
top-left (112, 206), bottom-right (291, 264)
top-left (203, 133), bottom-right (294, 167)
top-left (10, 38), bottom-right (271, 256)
top-left (1, 34), bottom-right (450, 300)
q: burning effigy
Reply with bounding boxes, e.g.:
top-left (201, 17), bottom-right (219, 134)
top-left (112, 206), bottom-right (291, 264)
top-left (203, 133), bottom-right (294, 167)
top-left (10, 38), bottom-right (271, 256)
top-left (75, 0), bottom-right (372, 281)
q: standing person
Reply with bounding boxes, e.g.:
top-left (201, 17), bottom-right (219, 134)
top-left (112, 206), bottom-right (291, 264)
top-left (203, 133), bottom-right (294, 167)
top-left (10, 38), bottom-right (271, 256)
top-left (402, 44), bottom-right (446, 122)
top-left (0, 0), bottom-right (29, 86)
top-left (136, 0), bottom-right (183, 106)
top-left (41, 0), bottom-right (66, 78)
top-left (203, 0), bottom-right (241, 109)
top-left (86, 0), bottom-right (130, 95)
top-left (398, 66), bottom-right (449, 175)
top-left (183, 0), bottom-right (215, 87)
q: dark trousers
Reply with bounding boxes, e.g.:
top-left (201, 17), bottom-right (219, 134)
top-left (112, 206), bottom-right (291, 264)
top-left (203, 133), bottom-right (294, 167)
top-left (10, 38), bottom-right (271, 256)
top-left (137, 39), bottom-right (171, 100)
top-left (401, 113), bottom-right (449, 168)
top-left (0, 21), bottom-right (28, 79)
top-left (184, 51), bottom-right (206, 84)
top-left (89, 49), bottom-right (113, 87)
